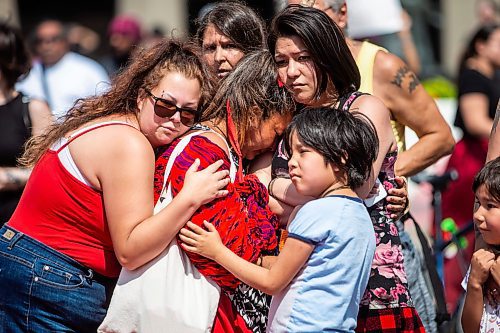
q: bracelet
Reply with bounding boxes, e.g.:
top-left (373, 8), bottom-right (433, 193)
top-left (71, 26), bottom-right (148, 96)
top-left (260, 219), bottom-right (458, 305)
top-left (268, 178), bottom-right (277, 197)
top-left (256, 256), bottom-right (263, 267)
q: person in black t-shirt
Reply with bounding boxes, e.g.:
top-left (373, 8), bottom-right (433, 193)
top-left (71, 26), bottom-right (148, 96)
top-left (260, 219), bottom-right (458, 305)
top-left (0, 21), bottom-right (52, 223)
top-left (442, 23), bottom-right (500, 313)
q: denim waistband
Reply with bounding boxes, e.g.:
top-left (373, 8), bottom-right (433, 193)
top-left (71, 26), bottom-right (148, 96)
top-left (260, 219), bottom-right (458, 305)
top-left (0, 225), bottom-right (116, 284)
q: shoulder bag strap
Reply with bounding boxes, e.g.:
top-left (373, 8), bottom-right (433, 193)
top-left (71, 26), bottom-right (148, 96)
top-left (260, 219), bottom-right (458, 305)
top-left (154, 129), bottom-right (237, 213)
top-left (407, 213), bottom-right (450, 324)
top-left (154, 131), bottom-right (204, 213)
top-left (20, 94), bottom-right (32, 133)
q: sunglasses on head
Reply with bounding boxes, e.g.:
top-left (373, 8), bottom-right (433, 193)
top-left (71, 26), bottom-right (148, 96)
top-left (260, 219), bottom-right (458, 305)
top-left (145, 89), bottom-right (200, 127)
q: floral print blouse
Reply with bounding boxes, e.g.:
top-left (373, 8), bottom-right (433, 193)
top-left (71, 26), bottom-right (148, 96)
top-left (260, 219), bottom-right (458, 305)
top-left (360, 151), bottom-right (414, 309)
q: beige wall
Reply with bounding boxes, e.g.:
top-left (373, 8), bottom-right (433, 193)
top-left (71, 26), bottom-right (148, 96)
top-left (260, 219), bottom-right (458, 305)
top-left (441, 0), bottom-right (480, 77)
top-left (0, 0), bottom-right (20, 26)
top-left (118, 0), bottom-right (188, 38)
top-left (3, 0), bottom-right (495, 77)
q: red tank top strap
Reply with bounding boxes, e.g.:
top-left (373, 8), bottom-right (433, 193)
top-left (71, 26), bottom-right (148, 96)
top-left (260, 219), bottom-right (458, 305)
top-left (56, 122), bottom-right (137, 153)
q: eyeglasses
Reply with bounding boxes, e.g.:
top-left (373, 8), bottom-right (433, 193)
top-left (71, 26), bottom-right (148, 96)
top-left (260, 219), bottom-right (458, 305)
top-left (145, 89), bottom-right (200, 127)
top-left (35, 35), bottom-right (64, 45)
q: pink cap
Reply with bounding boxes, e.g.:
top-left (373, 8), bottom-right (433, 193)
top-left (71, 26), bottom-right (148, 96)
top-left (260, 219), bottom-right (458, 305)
top-left (108, 15), bottom-right (142, 42)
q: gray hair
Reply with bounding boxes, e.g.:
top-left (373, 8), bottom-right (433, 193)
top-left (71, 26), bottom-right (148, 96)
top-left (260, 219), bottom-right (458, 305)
top-left (324, 0), bottom-right (345, 12)
top-left (293, 0), bottom-right (345, 12)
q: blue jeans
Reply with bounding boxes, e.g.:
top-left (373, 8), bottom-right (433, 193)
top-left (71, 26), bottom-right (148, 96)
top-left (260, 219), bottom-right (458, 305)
top-left (0, 225), bottom-right (117, 332)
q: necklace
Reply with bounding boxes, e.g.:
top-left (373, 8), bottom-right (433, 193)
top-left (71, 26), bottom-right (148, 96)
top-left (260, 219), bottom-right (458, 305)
top-left (321, 184), bottom-right (351, 198)
top-left (209, 121), bottom-right (227, 138)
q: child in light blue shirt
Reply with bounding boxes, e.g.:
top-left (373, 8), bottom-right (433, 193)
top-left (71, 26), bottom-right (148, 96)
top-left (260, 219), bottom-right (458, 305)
top-left (180, 107), bottom-right (378, 332)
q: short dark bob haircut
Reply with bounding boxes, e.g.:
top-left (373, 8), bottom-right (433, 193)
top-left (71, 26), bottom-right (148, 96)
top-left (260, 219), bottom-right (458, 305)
top-left (284, 107), bottom-right (378, 189)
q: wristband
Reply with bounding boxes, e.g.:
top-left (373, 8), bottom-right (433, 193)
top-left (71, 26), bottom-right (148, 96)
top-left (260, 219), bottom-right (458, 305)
top-left (268, 178), bottom-right (277, 197)
top-left (256, 256), bottom-right (263, 267)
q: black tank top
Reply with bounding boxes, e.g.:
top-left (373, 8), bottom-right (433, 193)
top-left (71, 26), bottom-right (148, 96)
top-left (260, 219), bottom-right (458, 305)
top-left (271, 92), bottom-right (367, 178)
top-left (0, 93), bottom-right (31, 223)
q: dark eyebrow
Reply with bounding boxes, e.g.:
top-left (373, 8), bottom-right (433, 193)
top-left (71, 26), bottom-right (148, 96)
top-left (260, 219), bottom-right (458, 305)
top-left (275, 50), bottom-right (310, 58)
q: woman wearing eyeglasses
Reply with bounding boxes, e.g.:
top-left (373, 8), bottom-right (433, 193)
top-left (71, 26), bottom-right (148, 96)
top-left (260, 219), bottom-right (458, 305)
top-left (0, 39), bottom-right (230, 332)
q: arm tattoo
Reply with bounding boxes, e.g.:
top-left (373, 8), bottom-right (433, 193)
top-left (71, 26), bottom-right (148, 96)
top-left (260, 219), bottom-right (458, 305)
top-left (390, 65), bottom-right (420, 93)
top-left (390, 66), bottom-right (409, 88)
top-left (492, 100), bottom-right (500, 136)
top-left (408, 73), bottom-right (420, 93)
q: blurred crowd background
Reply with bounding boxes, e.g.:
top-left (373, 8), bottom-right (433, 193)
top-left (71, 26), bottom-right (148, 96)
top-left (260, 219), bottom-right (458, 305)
top-left (0, 0), bottom-right (497, 79)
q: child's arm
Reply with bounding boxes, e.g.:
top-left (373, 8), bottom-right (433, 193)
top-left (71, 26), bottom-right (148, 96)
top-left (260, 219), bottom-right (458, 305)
top-left (180, 221), bottom-right (313, 295)
top-left (488, 258), bottom-right (500, 305)
top-left (462, 249), bottom-right (496, 333)
top-left (249, 152), bottom-right (314, 208)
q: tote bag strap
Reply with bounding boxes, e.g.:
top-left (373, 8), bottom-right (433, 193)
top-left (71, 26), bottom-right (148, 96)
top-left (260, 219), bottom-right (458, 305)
top-left (154, 129), bottom-right (237, 213)
top-left (206, 129), bottom-right (237, 181)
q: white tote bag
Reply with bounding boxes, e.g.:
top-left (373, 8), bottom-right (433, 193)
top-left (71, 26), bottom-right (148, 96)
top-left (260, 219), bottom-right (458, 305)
top-left (99, 131), bottom-right (235, 333)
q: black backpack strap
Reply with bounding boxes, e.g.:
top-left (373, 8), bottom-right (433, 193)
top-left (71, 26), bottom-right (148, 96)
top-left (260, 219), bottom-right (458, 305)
top-left (20, 93), bottom-right (32, 133)
top-left (407, 212), bottom-right (450, 324)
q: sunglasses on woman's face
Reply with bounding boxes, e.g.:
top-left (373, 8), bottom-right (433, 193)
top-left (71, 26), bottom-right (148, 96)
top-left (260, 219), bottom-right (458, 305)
top-left (145, 89), bottom-right (199, 127)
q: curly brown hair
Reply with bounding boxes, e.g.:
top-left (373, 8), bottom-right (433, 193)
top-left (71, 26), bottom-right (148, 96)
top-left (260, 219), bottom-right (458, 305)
top-left (20, 39), bottom-right (215, 167)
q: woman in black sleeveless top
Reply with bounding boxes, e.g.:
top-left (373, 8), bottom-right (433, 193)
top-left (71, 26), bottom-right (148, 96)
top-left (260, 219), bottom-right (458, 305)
top-left (0, 21), bottom-right (52, 223)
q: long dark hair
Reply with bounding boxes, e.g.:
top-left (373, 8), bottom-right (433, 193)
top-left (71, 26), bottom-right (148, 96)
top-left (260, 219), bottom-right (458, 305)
top-left (196, 1), bottom-right (266, 54)
top-left (21, 39), bottom-right (215, 167)
top-left (202, 49), bottom-right (294, 147)
top-left (268, 5), bottom-right (360, 101)
top-left (0, 21), bottom-right (31, 90)
top-left (285, 108), bottom-right (378, 188)
top-left (458, 23), bottom-right (500, 76)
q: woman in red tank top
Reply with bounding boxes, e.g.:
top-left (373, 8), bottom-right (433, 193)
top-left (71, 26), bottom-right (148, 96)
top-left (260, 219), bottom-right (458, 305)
top-left (0, 39), bottom-right (230, 332)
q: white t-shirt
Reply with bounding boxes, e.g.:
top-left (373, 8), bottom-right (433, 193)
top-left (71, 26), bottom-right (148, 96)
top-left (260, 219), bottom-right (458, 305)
top-left (17, 52), bottom-right (109, 121)
top-left (346, 0), bottom-right (403, 38)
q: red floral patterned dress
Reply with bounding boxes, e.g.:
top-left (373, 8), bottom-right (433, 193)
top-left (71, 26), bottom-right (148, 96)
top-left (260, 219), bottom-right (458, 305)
top-left (154, 132), bottom-right (278, 332)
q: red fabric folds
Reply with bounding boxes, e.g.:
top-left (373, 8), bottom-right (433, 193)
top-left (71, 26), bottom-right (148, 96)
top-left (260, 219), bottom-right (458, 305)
top-left (154, 135), bottom-right (278, 291)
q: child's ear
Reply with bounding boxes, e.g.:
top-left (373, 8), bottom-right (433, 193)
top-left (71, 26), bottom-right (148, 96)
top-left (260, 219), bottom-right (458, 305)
top-left (330, 160), bottom-right (342, 172)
